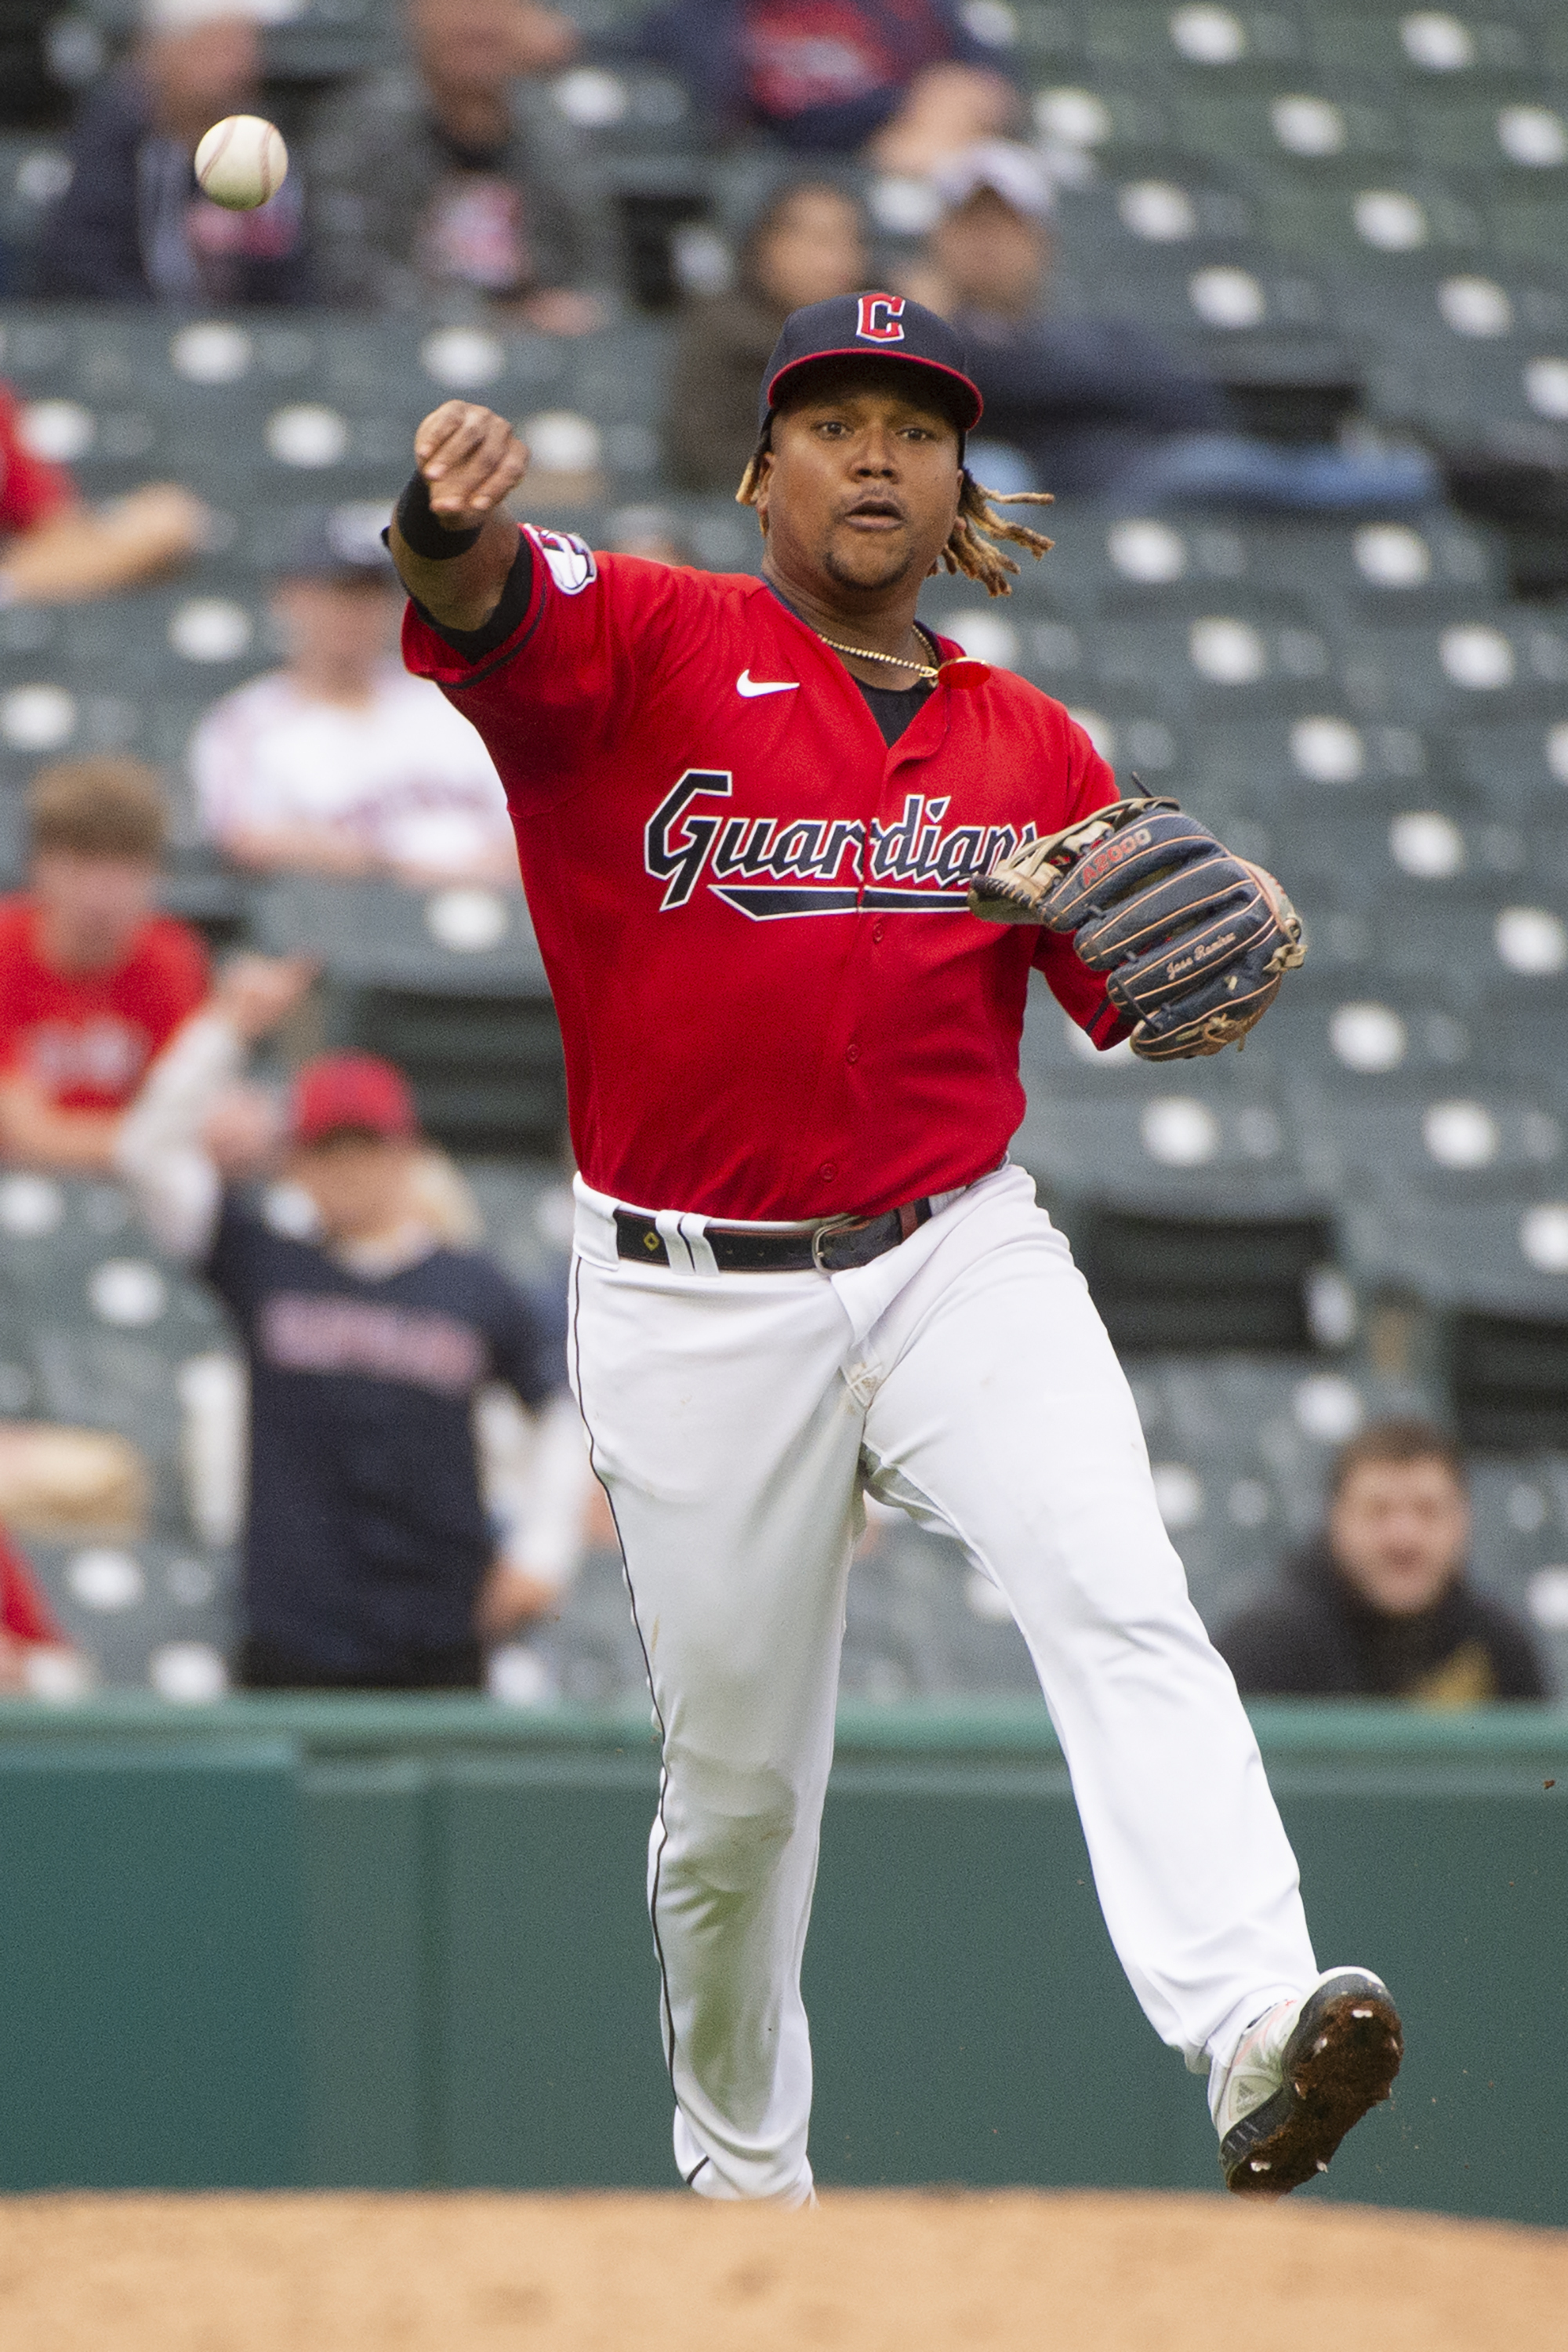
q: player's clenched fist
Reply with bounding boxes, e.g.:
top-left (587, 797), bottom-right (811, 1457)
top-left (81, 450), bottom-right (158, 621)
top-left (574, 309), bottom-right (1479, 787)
top-left (414, 401), bottom-right (529, 528)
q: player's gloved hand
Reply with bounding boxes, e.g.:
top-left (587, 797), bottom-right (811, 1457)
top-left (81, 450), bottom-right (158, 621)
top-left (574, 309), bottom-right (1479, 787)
top-left (967, 796), bottom-right (1306, 1060)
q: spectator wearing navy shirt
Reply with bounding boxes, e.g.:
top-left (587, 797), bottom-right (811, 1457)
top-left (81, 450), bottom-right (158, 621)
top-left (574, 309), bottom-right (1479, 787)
top-left (37, 0), bottom-right (309, 308)
top-left (909, 142), bottom-right (1437, 510)
top-left (117, 956), bottom-right (561, 1690)
top-left (632, 0), bottom-right (1017, 165)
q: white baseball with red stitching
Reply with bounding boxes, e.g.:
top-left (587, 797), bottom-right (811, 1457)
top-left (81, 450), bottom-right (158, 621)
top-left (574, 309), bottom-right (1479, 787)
top-left (194, 115), bottom-right (288, 212)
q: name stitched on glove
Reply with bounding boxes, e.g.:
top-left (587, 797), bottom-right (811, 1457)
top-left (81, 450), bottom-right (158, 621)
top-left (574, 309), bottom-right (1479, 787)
top-left (1164, 924), bottom-right (1244, 978)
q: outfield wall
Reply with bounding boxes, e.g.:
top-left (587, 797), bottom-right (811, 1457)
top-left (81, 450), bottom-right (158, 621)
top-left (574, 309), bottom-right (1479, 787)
top-left (1, 1698), bottom-right (1564, 2223)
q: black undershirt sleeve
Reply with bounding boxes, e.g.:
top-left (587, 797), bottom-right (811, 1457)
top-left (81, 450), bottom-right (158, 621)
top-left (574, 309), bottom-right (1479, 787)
top-left (412, 528), bottom-right (535, 660)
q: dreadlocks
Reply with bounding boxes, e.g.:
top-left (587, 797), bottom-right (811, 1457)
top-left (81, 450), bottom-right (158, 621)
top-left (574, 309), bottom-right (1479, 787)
top-left (944, 469), bottom-right (1055, 598)
top-left (736, 431), bottom-right (1054, 601)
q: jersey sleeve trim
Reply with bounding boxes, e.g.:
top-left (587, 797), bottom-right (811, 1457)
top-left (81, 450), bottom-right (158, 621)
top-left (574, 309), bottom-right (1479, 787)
top-left (401, 525), bottom-right (550, 691)
top-left (410, 528), bottom-right (536, 664)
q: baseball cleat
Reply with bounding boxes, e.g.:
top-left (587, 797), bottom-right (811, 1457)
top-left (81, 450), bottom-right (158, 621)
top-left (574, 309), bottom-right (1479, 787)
top-left (1214, 1966), bottom-right (1403, 2198)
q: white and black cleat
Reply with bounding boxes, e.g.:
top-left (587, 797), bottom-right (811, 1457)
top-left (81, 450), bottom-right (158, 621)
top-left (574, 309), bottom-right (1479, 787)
top-left (1214, 1967), bottom-right (1403, 2199)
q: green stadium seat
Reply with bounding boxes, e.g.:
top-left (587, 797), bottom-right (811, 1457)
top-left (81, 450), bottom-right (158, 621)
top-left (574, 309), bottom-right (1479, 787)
top-left (1451, 717), bottom-right (1568, 808)
top-left (1175, 89), bottom-right (1410, 170)
top-left (23, 1531), bottom-right (238, 1694)
top-left (255, 876), bottom-right (564, 1158)
top-left (1016, 1029), bottom-right (1319, 1226)
top-left (0, 1171), bottom-right (238, 1548)
top-left (1295, 1074), bottom-right (1566, 1206)
top-left (840, 1518), bottom-right (1039, 1704)
top-left (1323, 612), bottom-right (1563, 721)
top-left (1308, 10), bottom-right (1538, 83)
top-left (534, 1542), bottom-right (652, 1708)
top-left (1468, 1452), bottom-right (1568, 1693)
top-left (254, 872), bottom-right (548, 989)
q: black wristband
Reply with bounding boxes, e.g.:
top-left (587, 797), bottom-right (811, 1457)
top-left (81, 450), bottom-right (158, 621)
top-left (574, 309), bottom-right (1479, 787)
top-left (391, 471), bottom-right (484, 559)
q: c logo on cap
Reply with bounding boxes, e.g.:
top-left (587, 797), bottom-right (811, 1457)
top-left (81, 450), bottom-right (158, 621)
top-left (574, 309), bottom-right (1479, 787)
top-left (855, 294), bottom-right (906, 343)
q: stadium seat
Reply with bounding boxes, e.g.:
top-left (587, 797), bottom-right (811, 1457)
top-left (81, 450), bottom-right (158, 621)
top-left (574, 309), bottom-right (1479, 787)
top-left (1345, 1189), bottom-right (1568, 1315)
top-left (1449, 1306), bottom-right (1568, 1451)
top-left (254, 875), bottom-right (565, 1157)
top-left (1294, 1076), bottom-right (1566, 1208)
top-left (1018, 1056), bottom-right (1317, 1214)
top-left (254, 872), bottom-right (547, 989)
top-left (1468, 1450), bottom-right (1568, 1689)
top-left (1308, 9), bottom-right (1537, 82)
top-left (23, 1532), bottom-right (238, 1698)
top-left (0, 1171), bottom-right (241, 1579)
top-left (840, 1517), bottom-right (1040, 1705)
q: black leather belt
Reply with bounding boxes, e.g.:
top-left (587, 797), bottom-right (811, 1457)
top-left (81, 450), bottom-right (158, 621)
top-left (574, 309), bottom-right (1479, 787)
top-left (615, 1196), bottom-right (936, 1275)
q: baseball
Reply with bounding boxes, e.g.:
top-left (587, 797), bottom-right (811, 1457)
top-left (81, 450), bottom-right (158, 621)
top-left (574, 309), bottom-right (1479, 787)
top-left (194, 114), bottom-right (288, 212)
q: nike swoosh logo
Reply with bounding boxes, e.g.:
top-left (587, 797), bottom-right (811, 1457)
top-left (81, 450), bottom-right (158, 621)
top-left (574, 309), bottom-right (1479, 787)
top-left (737, 671), bottom-right (800, 698)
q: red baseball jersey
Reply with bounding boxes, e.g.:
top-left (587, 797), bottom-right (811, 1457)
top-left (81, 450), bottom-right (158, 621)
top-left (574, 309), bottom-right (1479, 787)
top-left (0, 384), bottom-right (74, 539)
top-left (404, 531), bottom-right (1121, 1221)
top-left (0, 898), bottom-right (209, 1111)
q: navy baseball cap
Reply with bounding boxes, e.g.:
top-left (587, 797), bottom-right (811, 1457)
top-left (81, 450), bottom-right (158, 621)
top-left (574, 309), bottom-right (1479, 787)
top-left (276, 503), bottom-right (395, 584)
top-left (759, 293), bottom-right (984, 433)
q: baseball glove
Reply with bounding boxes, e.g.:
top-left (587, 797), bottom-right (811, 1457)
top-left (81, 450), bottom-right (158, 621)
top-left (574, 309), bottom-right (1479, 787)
top-left (968, 796), bottom-right (1306, 1060)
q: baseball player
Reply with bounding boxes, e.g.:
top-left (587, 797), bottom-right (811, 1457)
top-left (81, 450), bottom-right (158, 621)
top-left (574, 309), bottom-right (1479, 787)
top-left (387, 292), bottom-right (1403, 2203)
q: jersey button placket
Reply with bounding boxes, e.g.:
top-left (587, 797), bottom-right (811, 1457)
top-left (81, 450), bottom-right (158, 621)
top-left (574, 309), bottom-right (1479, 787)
top-left (845, 1044), bottom-right (860, 1064)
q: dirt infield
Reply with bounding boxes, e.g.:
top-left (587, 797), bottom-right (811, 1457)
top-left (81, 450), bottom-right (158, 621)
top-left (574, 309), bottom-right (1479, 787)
top-left (2, 2187), bottom-right (1561, 2350)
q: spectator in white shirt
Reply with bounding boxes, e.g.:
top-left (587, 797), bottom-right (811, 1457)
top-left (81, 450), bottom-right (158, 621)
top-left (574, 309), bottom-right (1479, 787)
top-left (189, 507), bottom-right (517, 885)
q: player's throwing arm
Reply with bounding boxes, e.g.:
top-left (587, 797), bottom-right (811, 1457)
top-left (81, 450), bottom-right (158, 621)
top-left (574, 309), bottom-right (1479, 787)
top-left (387, 402), bottom-right (532, 634)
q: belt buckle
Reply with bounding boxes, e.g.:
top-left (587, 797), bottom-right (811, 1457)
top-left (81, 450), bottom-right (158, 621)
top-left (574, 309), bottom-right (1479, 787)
top-left (811, 1217), bottom-right (862, 1273)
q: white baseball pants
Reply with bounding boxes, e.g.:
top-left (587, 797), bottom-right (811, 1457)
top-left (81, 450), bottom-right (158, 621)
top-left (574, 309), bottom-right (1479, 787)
top-left (568, 1163), bottom-right (1316, 2204)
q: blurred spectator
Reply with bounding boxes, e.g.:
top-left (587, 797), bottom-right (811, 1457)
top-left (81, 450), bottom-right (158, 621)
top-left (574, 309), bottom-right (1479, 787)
top-left (0, 1524), bottom-right (84, 1696)
top-left (0, 759), bottom-right (208, 1174)
top-left (665, 180), bottom-right (868, 492)
top-left (1218, 1420), bottom-right (1548, 1704)
top-left (0, 382), bottom-right (206, 604)
top-left (307, 0), bottom-right (601, 328)
top-left (633, 0), bottom-right (1015, 164)
top-left (909, 143), bottom-right (1437, 510)
top-left (117, 960), bottom-right (564, 1689)
top-left (189, 509), bottom-right (515, 884)
top-left (36, 0), bottom-right (308, 307)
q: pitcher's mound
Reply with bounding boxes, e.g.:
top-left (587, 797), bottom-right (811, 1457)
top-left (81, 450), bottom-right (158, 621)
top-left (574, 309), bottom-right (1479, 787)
top-left (2, 2187), bottom-right (1562, 2351)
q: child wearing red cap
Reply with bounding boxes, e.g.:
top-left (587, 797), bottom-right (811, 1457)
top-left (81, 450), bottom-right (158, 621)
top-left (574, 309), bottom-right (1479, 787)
top-left (116, 957), bottom-right (562, 1689)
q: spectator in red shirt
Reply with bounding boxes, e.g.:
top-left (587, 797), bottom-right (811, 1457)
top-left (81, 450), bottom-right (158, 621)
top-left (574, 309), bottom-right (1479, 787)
top-left (0, 382), bottom-right (206, 606)
top-left (0, 757), bottom-right (209, 1173)
top-left (0, 1524), bottom-right (81, 1694)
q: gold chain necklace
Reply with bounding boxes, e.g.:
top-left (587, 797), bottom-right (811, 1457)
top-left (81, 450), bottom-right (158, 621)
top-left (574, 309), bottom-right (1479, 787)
top-left (813, 624), bottom-right (941, 685)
